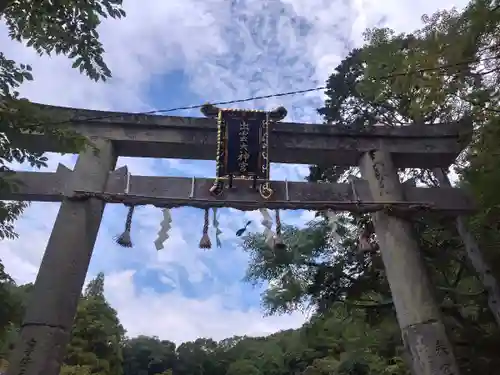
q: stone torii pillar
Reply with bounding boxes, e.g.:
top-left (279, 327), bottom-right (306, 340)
top-left (6, 138), bottom-right (117, 375)
top-left (360, 149), bottom-right (461, 375)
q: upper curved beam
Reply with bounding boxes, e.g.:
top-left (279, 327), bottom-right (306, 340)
top-left (200, 103), bottom-right (288, 121)
top-left (19, 103), bottom-right (473, 168)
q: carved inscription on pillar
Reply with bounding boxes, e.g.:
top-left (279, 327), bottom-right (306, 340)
top-left (403, 321), bottom-right (459, 375)
top-left (19, 338), bottom-right (37, 375)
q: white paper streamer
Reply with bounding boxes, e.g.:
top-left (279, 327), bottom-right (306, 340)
top-left (259, 208), bottom-right (275, 247)
top-left (154, 208), bottom-right (172, 250)
top-left (213, 208), bottom-right (222, 248)
top-left (325, 210), bottom-right (342, 243)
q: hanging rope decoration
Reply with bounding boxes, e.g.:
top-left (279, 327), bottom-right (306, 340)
top-left (273, 209), bottom-right (286, 250)
top-left (116, 205), bottom-right (135, 248)
top-left (199, 208), bottom-right (212, 249)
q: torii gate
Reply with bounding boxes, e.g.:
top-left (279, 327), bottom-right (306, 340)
top-left (2, 103), bottom-right (476, 375)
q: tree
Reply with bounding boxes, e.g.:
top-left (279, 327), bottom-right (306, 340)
top-left (0, 0), bottom-right (126, 239)
top-left (360, 2), bottom-right (499, 124)
top-left (358, 0), bottom-right (500, 333)
top-left (226, 360), bottom-right (261, 375)
top-left (122, 336), bottom-right (176, 375)
top-left (0, 260), bottom-right (21, 351)
top-left (65, 273), bottom-right (126, 375)
top-left (0, 278), bottom-right (33, 360)
top-left (174, 339), bottom-right (222, 375)
top-left (242, 218), bottom-right (388, 316)
top-left (85, 272), bottom-right (105, 299)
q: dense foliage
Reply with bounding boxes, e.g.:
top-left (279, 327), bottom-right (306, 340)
top-left (1, 0), bottom-right (500, 374)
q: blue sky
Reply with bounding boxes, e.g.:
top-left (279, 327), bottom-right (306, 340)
top-left (0, 0), bottom-right (468, 344)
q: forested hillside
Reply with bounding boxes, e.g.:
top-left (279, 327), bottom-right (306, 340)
top-left (0, 271), bottom-right (416, 375)
top-left (2, 0), bottom-right (500, 374)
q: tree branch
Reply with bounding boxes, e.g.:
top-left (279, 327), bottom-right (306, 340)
top-left (345, 300), bottom-right (394, 309)
top-left (452, 260), bottom-right (466, 287)
top-left (437, 286), bottom-right (485, 297)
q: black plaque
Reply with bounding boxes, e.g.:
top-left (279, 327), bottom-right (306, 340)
top-left (201, 104), bottom-right (287, 197)
top-left (220, 111), bottom-right (266, 179)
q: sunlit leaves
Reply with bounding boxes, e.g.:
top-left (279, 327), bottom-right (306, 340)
top-left (359, 3), bottom-right (500, 125)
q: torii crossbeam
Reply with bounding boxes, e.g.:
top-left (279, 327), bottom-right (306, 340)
top-left (1, 165), bottom-right (474, 213)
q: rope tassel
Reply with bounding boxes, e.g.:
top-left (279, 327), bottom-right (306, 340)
top-left (273, 209), bottom-right (286, 250)
top-left (116, 205), bottom-right (135, 248)
top-left (199, 208), bottom-right (212, 249)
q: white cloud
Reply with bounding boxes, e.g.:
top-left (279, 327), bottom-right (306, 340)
top-left (0, 0), bottom-right (470, 345)
top-left (106, 270), bottom-right (307, 344)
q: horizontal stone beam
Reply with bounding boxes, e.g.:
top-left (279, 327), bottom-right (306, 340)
top-left (17, 104), bottom-right (472, 168)
top-left (0, 166), bottom-right (475, 214)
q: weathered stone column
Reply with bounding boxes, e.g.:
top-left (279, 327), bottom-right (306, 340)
top-left (359, 149), bottom-right (460, 375)
top-left (7, 138), bottom-right (116, 375)
top-left (433, 167), bottom-right (500, 327)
